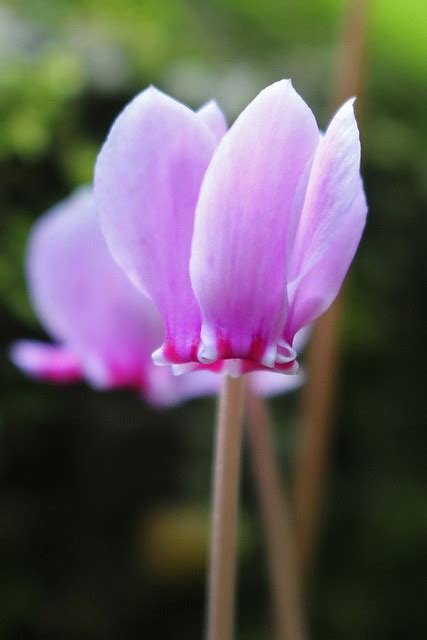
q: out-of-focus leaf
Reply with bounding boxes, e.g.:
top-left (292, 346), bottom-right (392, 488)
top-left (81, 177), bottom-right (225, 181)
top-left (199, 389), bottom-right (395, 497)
top-left (0, 215), bottom-right (34, 324)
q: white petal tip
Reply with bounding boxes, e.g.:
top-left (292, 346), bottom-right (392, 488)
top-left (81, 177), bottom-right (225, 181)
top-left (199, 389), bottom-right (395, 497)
top-left (260, 345), bottom-right (277, 369)
top-left (276, 341), bottom-right (297, 364)
top-left (152, 347), bottom-right (169, 366)
top-left (224, 359), bottom-right (242, 378)
top-left (171, 363), bottom-right (197, 376)
top-left (198, 327), bottom-right (218, 364)
top-left (197, 342), bottom-right (217, 364)
top-left (286, 360), bottom-right (300, 375)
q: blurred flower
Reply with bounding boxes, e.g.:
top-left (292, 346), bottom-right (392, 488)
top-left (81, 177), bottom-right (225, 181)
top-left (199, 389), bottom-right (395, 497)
top-left (11, 187), bottom-right (307, 406)
top-left (94, 80), bottom-right (367, 377)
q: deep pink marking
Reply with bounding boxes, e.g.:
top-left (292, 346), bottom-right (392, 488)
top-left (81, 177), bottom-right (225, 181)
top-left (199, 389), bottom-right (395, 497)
top-left (187, 360), bottom-right (224, 373)
top-left (106, 361), bottom-right (147, 392)
top-left (163, 340), bottom-right (182, 364)
top-left (215, 331), bottom-right (267, 365)
top-left (190, 340), bottom-right (199, 362)
top-left (40, 366), bottom-right (82, 383)
top-left (272, 360), bottom-right (296, 373)
top-left (240, 360), bottom-right (256, 374)
top-left (205, 360), bottom-right (224, 373)
top-left (162, 333), bottom-right (201, 364)
top-left (248, 334), bottom-right (266, 363)
top-left (216, 335), bottom-right (233, 360)
top-left (160, 330), bottom-right (296, 374)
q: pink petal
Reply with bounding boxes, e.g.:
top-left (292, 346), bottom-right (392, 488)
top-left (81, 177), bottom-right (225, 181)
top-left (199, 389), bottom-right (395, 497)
top-left (25, 187), bottom-right (164, 391)
top-left (94, 86), bottom-right (217, 365)
top-left (196, 100), bottom-right (228, 141)
top-left (289, 99), bottom-right (361, 278)
top-left (286, 182), bottom-right (367, 337)
top-left (190, 80), bottom-right (319, 369)
top-left (171, 358), bottom-right (299, 378)
top-left (249, 368), bottom-right (305, 397)
top-left (10, 340), bottom-right (82, 383)
top-left (145, 367), bottom-right (220, 407)
top-left (285, 99), bottom-right (367, 339)
top-left (147, 363), bottom-right (306, 408)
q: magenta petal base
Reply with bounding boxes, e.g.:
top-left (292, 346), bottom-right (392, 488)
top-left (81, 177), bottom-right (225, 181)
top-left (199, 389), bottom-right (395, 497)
top-left (10, 341), bottom-right (83, 383)
top-left (151, 331), bottom-right (299, 375)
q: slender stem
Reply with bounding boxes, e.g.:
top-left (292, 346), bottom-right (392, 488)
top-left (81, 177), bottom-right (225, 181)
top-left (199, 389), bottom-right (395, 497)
top-left (247, 389), bottom-right (305, 640)
top-left (206, 375), bottom-right (246, 640)
top-left (293, 0), bottom-right (370, 590)
top-left (293, 300), bottom-right (342, 586)
top-left (334, 0), bottom-right (370, 108)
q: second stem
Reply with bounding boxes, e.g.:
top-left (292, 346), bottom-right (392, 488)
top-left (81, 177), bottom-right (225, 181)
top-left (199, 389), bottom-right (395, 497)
top-left (247, 390), bottom-right (305, 640)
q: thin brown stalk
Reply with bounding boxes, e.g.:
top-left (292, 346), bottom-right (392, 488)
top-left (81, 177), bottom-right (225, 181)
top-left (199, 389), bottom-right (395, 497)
top-left (247, 388), bottom-right (305, 640)
top-left (206, 375), bottom-right (246, 640)
top-left (293, 299), bottom-right (342, 585)
top-left (293, 0), bottom-right (370, 589)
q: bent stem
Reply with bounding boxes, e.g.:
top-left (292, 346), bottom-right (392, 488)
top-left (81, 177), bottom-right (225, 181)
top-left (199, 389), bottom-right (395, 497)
top-left (293, 0), bottom-right (370, 590)
top-left (206, 375), bottom-right (246, 640)
top-left (293, 300), bottom-right (342, 585)
top-left (247, 389), bottom-right (305, 640)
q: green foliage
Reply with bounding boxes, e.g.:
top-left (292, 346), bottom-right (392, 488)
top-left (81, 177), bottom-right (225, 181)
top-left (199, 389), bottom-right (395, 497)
top-left (0, 49), bottom-right (83, 158)
top-left (0, 215), bottom-right (35, 323)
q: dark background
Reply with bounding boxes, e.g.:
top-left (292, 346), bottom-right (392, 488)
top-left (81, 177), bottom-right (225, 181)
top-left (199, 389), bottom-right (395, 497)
top-left (1, 1), bottom-right (426, 638)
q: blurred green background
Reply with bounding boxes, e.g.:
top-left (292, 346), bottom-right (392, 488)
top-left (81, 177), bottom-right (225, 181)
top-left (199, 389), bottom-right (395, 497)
top-left (1, 0), bottom-right (426, 638)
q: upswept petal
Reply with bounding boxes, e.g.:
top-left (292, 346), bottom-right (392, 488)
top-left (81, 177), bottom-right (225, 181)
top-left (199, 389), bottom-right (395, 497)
top-left (10, 340), bottom-right (82, 383)
top-left (196, 100), bottom-right (228, 141)
top-left (286, 181), bottom-right (367, 338)
top-left (26, 187), bottom-right (164, 391)
top-left (94, 86), bottom-right (217, 364)
top-left (285, 99), bottom-right (366, 340)
top-left (190, 80), bottom-right (319, 368)
top-left (288, 98), bottom-right (362, 283)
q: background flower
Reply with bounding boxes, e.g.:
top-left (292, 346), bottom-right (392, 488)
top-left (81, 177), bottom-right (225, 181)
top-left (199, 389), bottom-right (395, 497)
top-left (11, 186), bottom-right (308, 405)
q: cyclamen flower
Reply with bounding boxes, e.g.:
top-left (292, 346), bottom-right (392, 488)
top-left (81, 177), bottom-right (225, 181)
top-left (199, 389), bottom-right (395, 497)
top-left (94, 80), bottom-right (367, 376)
top-left (11, 187), bottom-right (306, 406)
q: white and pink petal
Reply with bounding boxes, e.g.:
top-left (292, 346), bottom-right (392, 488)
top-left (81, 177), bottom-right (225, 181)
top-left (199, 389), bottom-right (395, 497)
top-left (190, 80), bottom-right (320, 370)
top-left (196, 100), bottom-right (228, 141)
top-left (285, 99), bottom-right (367, 340)
top-left (94, 87), bottom-right (218, 365)
top-left (10, 341), bottom-right (82, 383)
top-left (22, 186), bottom-right (165, 391)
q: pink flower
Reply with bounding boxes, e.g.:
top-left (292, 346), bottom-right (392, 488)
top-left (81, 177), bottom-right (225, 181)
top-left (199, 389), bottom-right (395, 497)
top-left (94, 80), bottom-right (367, 376)
top-left (11, 187), bottom-right (307, 406)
